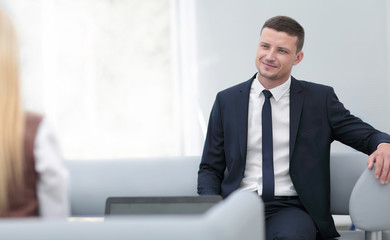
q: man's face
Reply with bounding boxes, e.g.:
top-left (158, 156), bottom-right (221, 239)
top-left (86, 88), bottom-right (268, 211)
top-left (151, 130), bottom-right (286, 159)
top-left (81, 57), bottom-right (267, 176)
top-left (255, 27), bottom-right (303, 86)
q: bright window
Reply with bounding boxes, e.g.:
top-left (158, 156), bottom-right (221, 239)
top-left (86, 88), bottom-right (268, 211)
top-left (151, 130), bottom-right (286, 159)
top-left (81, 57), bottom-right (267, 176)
top-left (6, 0), bottom-right (182, 159)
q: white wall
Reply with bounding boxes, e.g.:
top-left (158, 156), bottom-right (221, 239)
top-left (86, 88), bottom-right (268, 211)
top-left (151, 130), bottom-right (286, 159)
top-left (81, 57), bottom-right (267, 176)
top-left (3, 0), bottom-right (389, 157)
top-left (177, 0), bottom-right (390, 153)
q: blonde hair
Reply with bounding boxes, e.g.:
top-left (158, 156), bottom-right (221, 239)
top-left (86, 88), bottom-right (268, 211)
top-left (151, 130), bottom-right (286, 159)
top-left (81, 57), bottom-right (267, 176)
top-left (0, 8), bottom-right (25, 215)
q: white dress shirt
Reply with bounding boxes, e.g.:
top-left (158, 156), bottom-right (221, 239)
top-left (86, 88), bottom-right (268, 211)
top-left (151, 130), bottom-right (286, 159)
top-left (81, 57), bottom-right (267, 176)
top-left (34, 117), bottom-right (70, 218)
top-left (239, 74), bottom-right (297, 196)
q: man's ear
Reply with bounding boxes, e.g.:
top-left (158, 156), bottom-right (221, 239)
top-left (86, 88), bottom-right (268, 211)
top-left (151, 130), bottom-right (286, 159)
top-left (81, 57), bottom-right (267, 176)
top-left (293, 51), bottom-right (304, 65)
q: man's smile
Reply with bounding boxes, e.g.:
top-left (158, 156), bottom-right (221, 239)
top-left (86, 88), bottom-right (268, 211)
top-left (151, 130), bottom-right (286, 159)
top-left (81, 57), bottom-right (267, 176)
top-left (262, 61), bottom-right (278, 68)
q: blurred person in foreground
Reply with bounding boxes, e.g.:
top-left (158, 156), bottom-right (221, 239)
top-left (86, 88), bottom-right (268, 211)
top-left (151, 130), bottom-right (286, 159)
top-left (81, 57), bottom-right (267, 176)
top-left (0, 8), bottom-right (69, 218)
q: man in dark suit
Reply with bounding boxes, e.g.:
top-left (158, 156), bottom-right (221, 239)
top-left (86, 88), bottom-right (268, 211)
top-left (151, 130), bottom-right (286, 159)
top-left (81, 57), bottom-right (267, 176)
top-left (197, 16), bottom-right (390, 239)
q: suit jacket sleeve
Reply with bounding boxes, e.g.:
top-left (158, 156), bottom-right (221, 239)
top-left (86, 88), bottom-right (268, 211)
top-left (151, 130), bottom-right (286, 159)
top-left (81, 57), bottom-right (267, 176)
top-left (197, 93), bottom-right (226, 195)
top-left (326, 87), bottom-right (390, 154)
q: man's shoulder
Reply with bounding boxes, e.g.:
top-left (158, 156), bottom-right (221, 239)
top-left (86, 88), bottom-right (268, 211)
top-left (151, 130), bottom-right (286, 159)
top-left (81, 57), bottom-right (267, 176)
top-left (217, 75), bottom-right (255, 97)
top-left (292, 77), bottom-right (334, 93)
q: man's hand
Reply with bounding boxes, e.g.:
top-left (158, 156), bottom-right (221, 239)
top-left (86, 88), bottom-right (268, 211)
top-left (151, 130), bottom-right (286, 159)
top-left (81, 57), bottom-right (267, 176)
top-left (367, 143), bottom-right (390, 184)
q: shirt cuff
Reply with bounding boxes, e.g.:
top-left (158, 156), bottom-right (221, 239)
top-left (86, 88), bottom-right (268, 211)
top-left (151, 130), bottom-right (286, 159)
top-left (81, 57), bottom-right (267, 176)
top-left (377, 142), bottom-right (390, 149)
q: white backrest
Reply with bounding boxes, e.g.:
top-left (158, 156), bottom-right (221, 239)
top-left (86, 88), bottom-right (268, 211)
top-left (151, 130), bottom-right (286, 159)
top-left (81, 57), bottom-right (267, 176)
top-left (68, 152), bottom-right (370, 217)
top-left (330, 151), bottom-right (367, 214)
top-left (66, 156), bottom-right (201, 216)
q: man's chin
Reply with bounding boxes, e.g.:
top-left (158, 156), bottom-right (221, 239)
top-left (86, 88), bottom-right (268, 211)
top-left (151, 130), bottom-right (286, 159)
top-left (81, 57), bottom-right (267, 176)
top-left (259, 72), bottom-right (278, 80)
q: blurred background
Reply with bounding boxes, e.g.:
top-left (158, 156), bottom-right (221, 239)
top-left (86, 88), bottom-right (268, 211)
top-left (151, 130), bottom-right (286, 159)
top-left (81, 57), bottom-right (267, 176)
top-left (1, 0), bottom-right (390, 160)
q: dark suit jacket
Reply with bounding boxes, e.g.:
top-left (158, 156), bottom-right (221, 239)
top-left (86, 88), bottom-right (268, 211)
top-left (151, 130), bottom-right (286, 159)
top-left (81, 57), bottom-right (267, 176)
top-left (197, 74), bottom-right (390, 239)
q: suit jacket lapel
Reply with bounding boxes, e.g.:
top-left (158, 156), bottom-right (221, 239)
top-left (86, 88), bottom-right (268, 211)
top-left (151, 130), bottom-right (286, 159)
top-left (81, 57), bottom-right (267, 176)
top-left (238, 76), bottom-right (255, 163)
top-left (290, 77), bottom-right (304, 160)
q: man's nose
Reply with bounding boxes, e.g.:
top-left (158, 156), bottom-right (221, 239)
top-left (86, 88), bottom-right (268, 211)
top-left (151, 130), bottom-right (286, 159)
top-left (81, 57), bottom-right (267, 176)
top-left (265, 50), bottom-right (276, 61)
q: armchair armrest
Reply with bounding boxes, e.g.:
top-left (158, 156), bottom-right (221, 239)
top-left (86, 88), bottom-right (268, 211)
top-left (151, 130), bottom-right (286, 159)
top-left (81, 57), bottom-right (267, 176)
top-left (349, 165), bottom-right (390, 237)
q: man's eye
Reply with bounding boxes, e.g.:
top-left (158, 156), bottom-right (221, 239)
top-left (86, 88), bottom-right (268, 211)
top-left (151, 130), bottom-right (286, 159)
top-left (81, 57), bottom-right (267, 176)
top-left (279, 49), bottom-right (287, 54)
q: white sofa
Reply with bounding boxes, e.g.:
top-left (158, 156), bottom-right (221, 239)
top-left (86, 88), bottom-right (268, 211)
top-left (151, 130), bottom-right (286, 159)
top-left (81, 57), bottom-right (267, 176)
top-left (65, 152), bottom-right (390, 240)
top-left (0, 191), bottom-right (264, 240)
top-left (1, 152), bottom-right (388, 240)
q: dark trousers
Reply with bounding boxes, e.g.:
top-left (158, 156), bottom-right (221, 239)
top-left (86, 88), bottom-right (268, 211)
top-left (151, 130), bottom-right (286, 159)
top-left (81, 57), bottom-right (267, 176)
top-left (264, 198), bottom-right (317, 240)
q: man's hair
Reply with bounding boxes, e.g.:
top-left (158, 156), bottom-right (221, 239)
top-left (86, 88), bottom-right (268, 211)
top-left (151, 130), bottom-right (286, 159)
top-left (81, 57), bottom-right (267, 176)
top-left (261, 16), bottom-right (305, 53)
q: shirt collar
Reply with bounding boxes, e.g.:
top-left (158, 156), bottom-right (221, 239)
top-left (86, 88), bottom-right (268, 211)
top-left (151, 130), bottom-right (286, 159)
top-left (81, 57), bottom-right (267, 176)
top-left (253, 73), bottom-right (291, 102)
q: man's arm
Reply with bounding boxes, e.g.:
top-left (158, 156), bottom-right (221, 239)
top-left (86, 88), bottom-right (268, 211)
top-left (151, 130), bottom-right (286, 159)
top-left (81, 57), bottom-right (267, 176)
top-left (197, 94), bottom-right (226, 195)
top-left (367, 143), bottom-right (390, 184)
top-left (326, 87), bottom-right (390, 184)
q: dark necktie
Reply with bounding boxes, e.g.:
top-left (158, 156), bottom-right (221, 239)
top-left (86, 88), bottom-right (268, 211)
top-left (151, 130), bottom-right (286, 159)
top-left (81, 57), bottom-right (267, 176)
top-left (262, 89), bottom-right (274, 201)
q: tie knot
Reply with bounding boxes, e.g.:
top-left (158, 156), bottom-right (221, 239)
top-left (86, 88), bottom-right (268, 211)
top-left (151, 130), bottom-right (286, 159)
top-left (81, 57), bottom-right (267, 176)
top-left (263, 90), bottom-right (272, 99)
